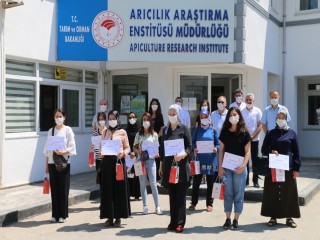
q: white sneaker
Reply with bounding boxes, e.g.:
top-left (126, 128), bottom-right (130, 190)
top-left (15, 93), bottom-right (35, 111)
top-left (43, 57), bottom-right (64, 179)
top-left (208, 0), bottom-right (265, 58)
top-left (58, 218), bottom-right (66, 223)
top-left (156, 206), bottom-right (163, 215)
top-left (50, 217), bottom-right (56, 223)
top-left (143, 206), bottom-right (148, 215)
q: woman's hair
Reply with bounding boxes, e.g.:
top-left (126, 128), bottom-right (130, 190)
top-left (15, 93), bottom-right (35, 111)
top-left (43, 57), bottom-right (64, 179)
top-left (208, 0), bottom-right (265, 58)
top-left (148, 98), bottom-right (162, 115)
top-left (221, 107), bottom-right (247, 133)
top-left (127, 111), bottom-right (137, 123)
top-left (199, 99), bottom-right (211, 113)
top-left (97, 112), bottom-right (106, 122)
top-left (139, 112), bottom-right (155, 135)
top-left (108, 110), bottom-right (120, 130)
top-left (53, 108), bottom-right (66, 117)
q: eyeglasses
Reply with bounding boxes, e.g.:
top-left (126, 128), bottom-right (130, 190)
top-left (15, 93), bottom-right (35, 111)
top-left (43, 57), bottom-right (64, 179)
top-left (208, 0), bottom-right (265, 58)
top-left (217, 101), bottom-right (224, 104)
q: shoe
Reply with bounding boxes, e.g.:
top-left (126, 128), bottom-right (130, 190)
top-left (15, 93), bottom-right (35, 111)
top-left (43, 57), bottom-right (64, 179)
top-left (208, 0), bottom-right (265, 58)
top-left (135, 197), bottom-right (140, 201)
top-left (230, 219), bottom-right (238, 230)
top-left (104, 219), bottom-right (113, 227)
top-left (176, 224), bottom-right (184, 233)
top-left (58, 218), bottom-right (66, 223)
top-left (188, 204), bottom-right (196, 211)
top-left (286, 218), bottom-right (297, 228)
top-left (253, 183), bottom-right (260, 188)
top-left (223, 218), bottom-right (231, 229)
top-left (156, 206), bottom-right (163, 215)
top-left (50, 217), bottom-right (56, 223)
top-left (143, 206), bottom-right (149, 215)
top-left (167, 223), bottom-right (175, 231)
top-left (267, 218), bottom-right (277, 226)
top-left (206, 206), bottom-right (213, 212)
top-left (114, 219), bottom-right (121, 227)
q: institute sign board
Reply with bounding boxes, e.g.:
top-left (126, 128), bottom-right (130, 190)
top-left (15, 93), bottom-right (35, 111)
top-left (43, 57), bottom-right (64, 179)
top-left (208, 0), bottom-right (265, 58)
top-left (57, 0), bottom-right (234, 62)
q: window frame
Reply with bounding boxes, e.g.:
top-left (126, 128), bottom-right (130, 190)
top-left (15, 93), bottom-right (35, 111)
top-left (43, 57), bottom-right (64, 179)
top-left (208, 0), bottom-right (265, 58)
top-left (304, 80), bottom-right (320, 129)
top-left (297, 0), bottom-right (319, 13)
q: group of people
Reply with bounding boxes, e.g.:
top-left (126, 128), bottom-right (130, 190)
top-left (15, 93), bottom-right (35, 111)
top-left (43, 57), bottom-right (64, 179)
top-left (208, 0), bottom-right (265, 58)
top-left (43, 89), bottom-right (301, 233)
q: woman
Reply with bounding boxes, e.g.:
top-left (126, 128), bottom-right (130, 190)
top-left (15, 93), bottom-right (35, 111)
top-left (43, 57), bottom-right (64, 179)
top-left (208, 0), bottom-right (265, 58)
top-left (196, 99), bottom-right (211, 127)
top-left (125, 112), bottom-right (141, 201)
top-left (100, 110), bottom-right (131, 227)
top-left (189, 109), bottom-right (219, 212)
top-left (218, 107), bottom-right (251, 230)
top-left (133, 112), bottom-right (162, 215)
top-left (261, 110), bottom-right (301, 228)
top-left (148, 98), bottom-right (164, 180)
top-left (92, 112), bottom-right (107, 186)
top-left (44, 109), bottom-right (76, 223)
top-left (159, 104), bottom-right (192, 233)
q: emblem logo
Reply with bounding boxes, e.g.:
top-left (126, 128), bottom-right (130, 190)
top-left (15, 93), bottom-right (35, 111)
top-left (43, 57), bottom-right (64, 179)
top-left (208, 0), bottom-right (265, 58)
top-left (92, 10), bottom-right (124, 49)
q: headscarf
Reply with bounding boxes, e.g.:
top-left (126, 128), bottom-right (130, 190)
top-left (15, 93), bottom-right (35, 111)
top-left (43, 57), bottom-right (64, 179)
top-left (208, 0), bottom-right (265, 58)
top-left (276, 110), bottom-right (290, 131)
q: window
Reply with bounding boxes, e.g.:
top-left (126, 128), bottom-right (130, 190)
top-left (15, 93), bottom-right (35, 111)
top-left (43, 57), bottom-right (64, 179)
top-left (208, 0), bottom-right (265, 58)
top-left (307, 84), bottom-right (320, 125)
top-left (62, 89), bottom-right (80, 127)
top-left (6, 59), bottom-right (35, 76)
top-left (6, 80), bottom-right (36, 132)
top-left (85, 71), bottom-right (98, 84)
top-left (39, 64), bottom-right (83, 82)
top-left (300, 0), bottom-right (318, 11)
top-left (85, 88), bottom-right (96, 128)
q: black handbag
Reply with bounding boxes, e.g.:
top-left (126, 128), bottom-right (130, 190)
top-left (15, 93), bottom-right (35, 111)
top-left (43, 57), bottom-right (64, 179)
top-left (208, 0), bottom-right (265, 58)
top-left (252, 156), bottom-right (271, 177)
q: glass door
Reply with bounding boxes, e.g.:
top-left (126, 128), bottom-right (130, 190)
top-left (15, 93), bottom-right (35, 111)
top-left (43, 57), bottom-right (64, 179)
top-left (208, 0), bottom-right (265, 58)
top-left (60, 86), bottom-right (81, 130)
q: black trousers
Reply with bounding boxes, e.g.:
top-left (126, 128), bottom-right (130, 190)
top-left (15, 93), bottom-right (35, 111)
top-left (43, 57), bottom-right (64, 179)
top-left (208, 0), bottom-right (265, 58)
top-left (247, 140), bottom-right (259, 184)
top-left (49, 164), bottom-right (70, 219)
top-left (191, 172), bottom-right (218, 207)
top-left (168, 182), bottom-right (188, 227)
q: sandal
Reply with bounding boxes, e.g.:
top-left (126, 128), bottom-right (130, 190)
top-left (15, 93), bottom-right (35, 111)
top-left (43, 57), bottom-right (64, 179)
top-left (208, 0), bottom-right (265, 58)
top-left (286, 218), bottom-right (297, 228)
top-left (267, 218), bottom-right (277, 226)
top-left (188, 204), bottom-right (196, 211)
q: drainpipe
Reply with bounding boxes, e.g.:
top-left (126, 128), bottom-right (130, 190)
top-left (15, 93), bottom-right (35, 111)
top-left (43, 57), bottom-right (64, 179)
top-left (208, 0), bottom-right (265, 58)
top-left (0, 7), bottom-right (5, 187)
top-left (282, 0), bottom-right (287, 103)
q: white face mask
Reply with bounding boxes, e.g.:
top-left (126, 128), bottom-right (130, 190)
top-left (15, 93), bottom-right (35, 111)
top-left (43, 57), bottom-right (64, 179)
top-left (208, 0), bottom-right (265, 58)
top-left (151, 104), bottom-right (158, 111)
top-left (175, 102), bottom-right (182, 106)
top-left (55, 117), bottom-right (64, 126)
top-left (236, 97), bottom-right (243, 103)
top-left (246, 103), bottom-right (253, 109)
top-left (142, 121), bottom-right (150, 129)
top-left (217, 103), bottom-right (225, 111)
top-left (99, 120), bottom-right (106, 127)
top-left (109, 120), bottom-right (118, 128)
top-left (201, 106), bottom-right (208, 111)
top-left (270, 98), bottom-right (278, 106)
top-left (100, 105), bottom-right (107, 112)
top-left (276, 119), bottom-right (287, 128)
top-left (200, 118), bottom-right (209, 126)
top-left (129, 118), bottom-right (137, 125)
top-left (168, 115), bottom-right (178, 124)
top-left (229, 116), bottom-right (239, 125)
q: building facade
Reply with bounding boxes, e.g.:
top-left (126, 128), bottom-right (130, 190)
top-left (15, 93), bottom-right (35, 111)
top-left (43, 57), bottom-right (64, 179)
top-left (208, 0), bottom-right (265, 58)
top-left (0, 0), bottom-right (319, 187)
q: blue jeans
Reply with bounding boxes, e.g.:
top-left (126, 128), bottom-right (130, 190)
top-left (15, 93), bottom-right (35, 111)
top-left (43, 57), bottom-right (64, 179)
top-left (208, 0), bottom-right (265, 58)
top-left (223, 168), bottom-right (247, 215)
top-left (138, 159), bottom-right (160, 207)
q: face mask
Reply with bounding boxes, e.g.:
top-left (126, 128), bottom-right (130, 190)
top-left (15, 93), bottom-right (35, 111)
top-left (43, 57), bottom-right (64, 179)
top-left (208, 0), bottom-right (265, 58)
top-left (276, 119), bottom-right (287, 128)
top-left (55, 117), bottom-right (64, 126)
top-left (99, 120), bottom-right (106, 127)
top-left (270, 98), bottom-right (278, 106)
top-left (151, 104), bottom-right (158, 111)
top-left (217, 103), bottom-right (225, 111)
top-left (129, 118), bottom-right (136, 125)
top-left (200, 118), bottom-right (209, 126)
top-left (246, 103), bottom-right (253, 109)
top-left (142, 121), bottom-right (150, 129)
top-left (168, 115), bottom-right (178, 124)
top-left (201, 106), bottom-right (208, 111)
top-left (229, 116), bottom-right (239, 125)
top-left (100, 105), bottom-right (107, 112)
top-left (236, 97), bottom-right (243, 103)
top-left (109, 120), bottom-right (118, 128)
top-left (175, 102), bottom-right (182, 106)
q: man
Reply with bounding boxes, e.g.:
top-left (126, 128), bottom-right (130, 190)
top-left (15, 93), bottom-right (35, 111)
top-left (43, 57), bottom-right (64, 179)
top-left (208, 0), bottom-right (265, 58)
top-left (241, 93), bottom-right (262, 187)
top-left (92, 99), bottom-right (109, 131)
top-left (229, 89), bottom-right (246, 111)
top-left (210, 96), bottom-right (228, 137)
top-left (261, 90), bottom-right (291, 133)
top-left (175, 97), bottom-right (191, 128)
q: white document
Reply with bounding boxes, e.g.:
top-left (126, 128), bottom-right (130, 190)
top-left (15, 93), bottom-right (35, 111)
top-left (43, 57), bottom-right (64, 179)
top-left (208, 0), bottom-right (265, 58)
top-left (91, 135), bottom-right (102, 148)
top-left (164, 139), bottom-right (185, 156)
top-left (269, 154), bottom-right (289, 171)
top-left (101, 139), bottom-right (121, 155)
top-left (196, 141), bottom-right (214, 154)
top-left (125, 155), bottom-right (135, 168)
top-left (222, 152), bottom-right (244, 171)
top-left (46, 136), bottom-right (65, 151)
top-left (141, 140), bottom-right (159, 157)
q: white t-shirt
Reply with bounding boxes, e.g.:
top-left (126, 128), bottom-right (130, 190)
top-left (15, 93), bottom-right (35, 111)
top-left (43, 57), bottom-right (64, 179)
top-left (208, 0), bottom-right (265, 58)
top-left (241, 106), bottom-right (262, 141)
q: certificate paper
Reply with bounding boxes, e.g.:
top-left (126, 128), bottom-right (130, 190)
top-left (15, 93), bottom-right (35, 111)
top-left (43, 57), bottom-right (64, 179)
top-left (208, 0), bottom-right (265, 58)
top-left (269, 153), bottom-right (289, 170)
top-left (164, 139), bottom-right (185, 157)
top-left (141, 140), bottom-right (159, 157)
top-left (125, 155), bottom-right (135, 168)
top-left (222, 152), bottom-right (244, 171)
top-left (91, 135), bottom-right (102, 148)
top-left (101, 139), bottom-right (121, 155)
top-left (196, 141), bottom-right (214, 154)
top-left (46, 136), bottom-right (65, 151)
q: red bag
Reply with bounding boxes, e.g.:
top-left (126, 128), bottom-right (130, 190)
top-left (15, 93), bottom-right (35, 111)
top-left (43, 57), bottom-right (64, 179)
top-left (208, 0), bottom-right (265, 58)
top-left (271, 168), bottom-right (285, 182)
top-left (211, 178), bottom-right (225, 200)
top-left (43, 178), bottom-right (50, 194)
top-left (116, 160), bottom-right (124, 181)
top-left (88, 151), bottom-right (95, 167)
top-left (169, 161), bottom-right (179, 184)
top-left (134, 160), bottom-right (146, 176)
top-left (190, 156), bottom-right (200, 176)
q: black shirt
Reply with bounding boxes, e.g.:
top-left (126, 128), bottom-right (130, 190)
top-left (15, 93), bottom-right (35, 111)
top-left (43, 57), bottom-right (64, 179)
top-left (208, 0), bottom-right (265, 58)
top-left (219, 129), bottom-right (251, 157)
